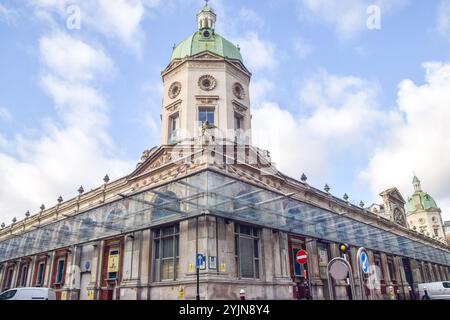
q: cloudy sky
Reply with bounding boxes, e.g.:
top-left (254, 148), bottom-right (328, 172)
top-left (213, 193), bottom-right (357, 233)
top-left (1, 0), bottom-right (450, 225)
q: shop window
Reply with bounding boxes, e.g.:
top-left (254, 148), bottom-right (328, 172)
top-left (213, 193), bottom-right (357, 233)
top-left (55, 259), bottom-right (66, 284)
top-left (387, 259), bottom-right (396, 281)
top-left (153, 225), bottom-right (179, 281)
top-left (234, 224), bottom-right (260, 279)
top-left (19, 265), bottom-right (28, 287)
top-left (36, 262), bottom-right (45, 286)
top-left (5, 268), bottom-right (14, 290)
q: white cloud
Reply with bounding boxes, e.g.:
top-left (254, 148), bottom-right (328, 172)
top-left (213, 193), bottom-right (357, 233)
top-left (250, 78), bottom-right (275, 107)
top-left (0, 3), bottom-right (18, 25)
top-left (360, 62), bottom-right (450, 221)
top-left (252, 70), bottom-right (384, 180)
top-left (232, 32), bottom-right (278, 72)
top-left (0, 32), bottom-right (133, 225)
top-left (40, 32), bottom-right (114, 82)
top-left (298, 0), bottom-right (409, 40)
top-left (29, 0), bottom-right (160, 53)
top-left (436, 0), bottom-right (450, 38)
top-left (0, 107), bottom-right (12, 123)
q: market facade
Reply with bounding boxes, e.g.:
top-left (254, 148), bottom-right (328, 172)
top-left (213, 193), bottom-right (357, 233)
top-left (0, 4), bottom-right (449, 300)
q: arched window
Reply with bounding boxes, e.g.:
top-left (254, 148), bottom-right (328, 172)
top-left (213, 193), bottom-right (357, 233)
top-left (39, 230), bottom-right (52, 251)
top-left (79, 217), bottom-right (96, 240)
top-left (105, 208), bottom-right (126, 231)
top-left (57, 224), bottom-right (71, 245)
top-left (152, 191), bottom-right (179, 221)
top-left (24, 235), bottom-right (35, 256)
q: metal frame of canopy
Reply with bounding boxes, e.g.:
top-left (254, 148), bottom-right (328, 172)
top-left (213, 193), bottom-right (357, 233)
top-left (0, 169), bottom-right (449, 267)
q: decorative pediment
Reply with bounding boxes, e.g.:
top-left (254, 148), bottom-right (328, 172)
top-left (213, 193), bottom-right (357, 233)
top-left (165, 99), bottom-right (182, 113)
top-left (232, 99), bottom-right (248, 114)
top-left (195, 95), bottom-right (219, 105)
top-left (380, 187), bottom-right (406, 205)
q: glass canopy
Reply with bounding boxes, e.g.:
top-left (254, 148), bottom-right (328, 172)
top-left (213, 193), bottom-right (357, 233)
top-left (0, 170), bottom-right (449, 266)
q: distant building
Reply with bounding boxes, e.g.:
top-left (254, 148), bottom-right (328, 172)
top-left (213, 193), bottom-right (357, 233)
top-left (445, 221), bottom-right (450, 243)
top-left (369, 188), bottom-right (407, 227)
top-left (406, 175), bottom-right (446, 243)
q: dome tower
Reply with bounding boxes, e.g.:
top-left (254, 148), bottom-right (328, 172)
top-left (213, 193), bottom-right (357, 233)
top-left (160, 3), bottom-right (252, 146)
top-left (406, 175), bottom-right (446, 243)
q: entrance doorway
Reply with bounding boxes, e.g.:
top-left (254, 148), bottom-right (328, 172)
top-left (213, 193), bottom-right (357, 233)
top-left (288, 236), bottom-right (310, 300)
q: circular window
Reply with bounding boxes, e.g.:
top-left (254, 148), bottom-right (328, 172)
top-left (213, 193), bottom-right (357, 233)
top-left (198, 75), bottom-right (216, 91)
top-left (232, 82), bottom-right (245, 100)
top-left (432, 216), bottom-right (437, 222)
top-left (203, 30), bottom-right (210, 38)
top-left (419, 218), bottom-right (425, 224)
top-left (168, 82), bottom-right (182, 99)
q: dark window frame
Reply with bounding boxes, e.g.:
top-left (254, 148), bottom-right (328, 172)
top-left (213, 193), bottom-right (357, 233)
top-left (234, 224), bottom-right (261, 279)
top-left (153, 225), bottom-right (179, 282)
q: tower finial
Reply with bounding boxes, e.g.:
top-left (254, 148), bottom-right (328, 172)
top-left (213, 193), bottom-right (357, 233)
top-left (412, 173), bottom-right (422, 192)
top-left (197, 0), bottom-right (216, 31)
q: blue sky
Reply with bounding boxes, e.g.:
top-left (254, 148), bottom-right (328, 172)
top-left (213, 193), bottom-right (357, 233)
top-left (1, 0), bottom-right (450, 224)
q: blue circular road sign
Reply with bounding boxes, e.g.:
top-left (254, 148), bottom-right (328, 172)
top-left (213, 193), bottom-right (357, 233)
top-left (360, 251), bottom-right (369, 274)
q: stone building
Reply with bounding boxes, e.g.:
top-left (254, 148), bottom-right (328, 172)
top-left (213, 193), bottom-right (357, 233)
top-left (445, 221), bottom-right (450, 243)
top-left (0, 4), bottom-right (449, 300)
top-left (406, 175), bottom-right (446, 243)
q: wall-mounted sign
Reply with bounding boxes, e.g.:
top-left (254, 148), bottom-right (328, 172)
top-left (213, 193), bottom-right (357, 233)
top-left (188, 263), bottom-right (195, 273)
top-left (108, 251), bottom-right (120, 273)
top-left (178, 287), bottom-right (185, 299)
top-left (209, 256), bottom-right (217, 270)
top-left (220, 263), bottom-right (226, 272)
top-left (196, 253), bottom-right (206, 270)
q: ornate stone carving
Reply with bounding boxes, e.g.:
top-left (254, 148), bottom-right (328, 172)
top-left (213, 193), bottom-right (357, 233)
top-left (168, 81), bottom-right (182, 99)
top-left (198, 75), bottom-right (217, 91)
top-left (232, 82), bottom-right (245, 100)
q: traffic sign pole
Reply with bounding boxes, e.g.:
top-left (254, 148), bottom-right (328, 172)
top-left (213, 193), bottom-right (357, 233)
top-left (295, 249), bottom-right (313, 300)
top-left (357, 247), bottom-right (371, 300)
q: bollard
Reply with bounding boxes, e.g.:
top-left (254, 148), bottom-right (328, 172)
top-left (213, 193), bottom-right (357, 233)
top-left (240, 289), bottom-right (246, 300)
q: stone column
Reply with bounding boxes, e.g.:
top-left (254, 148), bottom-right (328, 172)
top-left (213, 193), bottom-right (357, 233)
top-left (11, 261), bottom-right (20, 289)
top-left (394, 256), bottom-right (408, 300)
top-left (68, 246), bottom-right (82, 300)
top-left (88, 241), bottom-right (103, 300)
top-left (139, 229), bottom-right (152, 300)
top-left (306, 238), bottom-right (324, 300)
top-left (120, 232), bottom-right (142, 300)
top-left (44, 253), bottom-right (54, 288)
top-left (380, 253), bottom-right (392, 300)
top-left (0, 263), bottom-right (5, 290)
top-left (349, 247), bottom-right (362, 300)
top-left (27, 256), bottom-right (37, 287)
top-left (367, 250), bottom-right (382, 300)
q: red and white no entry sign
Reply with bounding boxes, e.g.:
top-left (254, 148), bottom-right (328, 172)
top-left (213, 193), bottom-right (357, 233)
top-left (296, 249), bottom-right (308, 265)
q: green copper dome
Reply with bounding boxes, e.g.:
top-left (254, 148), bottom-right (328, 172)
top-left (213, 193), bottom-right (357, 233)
top-left (171, 31), bottom-right (243, 63)
top-left (407, 192), bottom-right (439, 214)
top-left (171, 4), bottom-right (243, 63)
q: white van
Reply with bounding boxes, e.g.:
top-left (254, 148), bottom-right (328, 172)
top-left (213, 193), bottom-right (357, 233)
top-left (418, 281), bottom-right (450, 300)
top-left (0, 287), bottom-right (56, 300)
